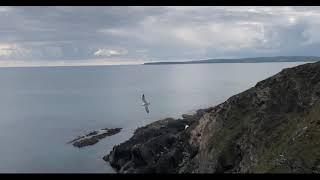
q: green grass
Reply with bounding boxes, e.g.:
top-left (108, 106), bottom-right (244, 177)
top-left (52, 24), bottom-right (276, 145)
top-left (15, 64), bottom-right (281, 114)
top-left (252, 103), bottom-right (320, 173)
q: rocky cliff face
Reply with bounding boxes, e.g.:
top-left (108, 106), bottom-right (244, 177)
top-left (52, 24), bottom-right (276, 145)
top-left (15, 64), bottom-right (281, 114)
top-left (105, 61), bottom-right (320, 173)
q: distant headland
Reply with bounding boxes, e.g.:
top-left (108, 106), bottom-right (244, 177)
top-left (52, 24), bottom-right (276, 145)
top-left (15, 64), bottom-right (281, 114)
top-left (144, 56), bottom-right (320, 65)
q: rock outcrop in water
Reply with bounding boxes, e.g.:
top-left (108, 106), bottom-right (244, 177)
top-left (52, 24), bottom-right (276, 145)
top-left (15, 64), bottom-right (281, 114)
top-left (68, 128), bottom-right (122, 148)
top-left (105, 61), bottom-right (320, 173)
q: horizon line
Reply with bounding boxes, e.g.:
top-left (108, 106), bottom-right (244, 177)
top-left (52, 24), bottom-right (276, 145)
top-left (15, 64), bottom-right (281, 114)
top-left (0, 63), bottom-right (146, 68)
top-left (0, 55), bottom-right (319, 68)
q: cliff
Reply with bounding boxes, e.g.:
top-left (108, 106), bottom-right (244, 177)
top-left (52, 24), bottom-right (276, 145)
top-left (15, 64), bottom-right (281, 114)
top-left (105, 61), bottom-right (320, 173)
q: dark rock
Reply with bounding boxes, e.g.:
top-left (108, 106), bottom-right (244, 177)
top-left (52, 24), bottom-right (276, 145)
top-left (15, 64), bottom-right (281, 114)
top-left (73, 137), bottom-right (99, 147)
top-left (182, 114), bottom-right (193, 119)
top-left (105, 61), bottom-right (320, 173)
top-left (86, 131), bottom-right (98, 136)
top-left (67, 135), bottom-right (85, 144)
top-left (69, 128), bottom-right (122, 148)
top-left (105, 117), bottom-right (200, 173)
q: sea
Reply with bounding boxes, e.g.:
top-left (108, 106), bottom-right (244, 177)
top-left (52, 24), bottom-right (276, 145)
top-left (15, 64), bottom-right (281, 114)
top-left (0, 62), bottom-right (306, 173)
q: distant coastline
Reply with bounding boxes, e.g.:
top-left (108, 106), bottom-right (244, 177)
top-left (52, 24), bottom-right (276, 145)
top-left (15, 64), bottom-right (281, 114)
top-left (144, 56), bottom-right (320, 65)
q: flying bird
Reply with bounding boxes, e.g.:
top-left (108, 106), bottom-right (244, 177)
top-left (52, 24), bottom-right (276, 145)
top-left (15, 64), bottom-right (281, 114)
top-left (142, 94), bottom-right (150, 113)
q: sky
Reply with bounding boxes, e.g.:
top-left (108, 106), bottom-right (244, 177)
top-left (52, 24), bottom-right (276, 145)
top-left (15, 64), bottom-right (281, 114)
top-left (1, 6), bottom-right (320, 66)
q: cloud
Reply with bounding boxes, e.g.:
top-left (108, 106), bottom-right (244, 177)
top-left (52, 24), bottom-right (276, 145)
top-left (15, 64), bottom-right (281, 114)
top-left (94, 48), bottom-right (128, 57)
top-left (97, 6), bottom-right (320, 61)
top-left (0, 43), bottom-right (15, 57)
top-left (0, 7), bottom-right (12, 13)
top-left (1, 6), bottom-right (320, 65)
top-left (0, 43), bottom-right (32, 59)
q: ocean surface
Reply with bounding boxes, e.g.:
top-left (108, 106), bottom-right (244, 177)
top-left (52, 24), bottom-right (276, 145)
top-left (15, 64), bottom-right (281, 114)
top-left (0, 62), bottom-right (307, 173)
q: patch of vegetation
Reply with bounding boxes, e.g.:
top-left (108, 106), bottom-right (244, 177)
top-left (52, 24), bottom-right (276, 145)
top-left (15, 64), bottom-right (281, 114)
top-left (252, 104), bottom-right (320, 173)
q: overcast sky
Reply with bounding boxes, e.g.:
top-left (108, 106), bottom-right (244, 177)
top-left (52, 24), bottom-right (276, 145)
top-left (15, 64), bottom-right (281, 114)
top-left (1, 6), bottom-right (320, 66)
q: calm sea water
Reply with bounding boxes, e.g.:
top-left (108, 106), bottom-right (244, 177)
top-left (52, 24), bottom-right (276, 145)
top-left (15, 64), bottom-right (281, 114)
top-left (0, 62), bottom-right (306, 173)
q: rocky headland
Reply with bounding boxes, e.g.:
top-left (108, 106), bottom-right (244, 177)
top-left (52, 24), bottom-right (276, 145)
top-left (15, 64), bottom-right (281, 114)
top-left (104, 61), bottom-right (320, 173)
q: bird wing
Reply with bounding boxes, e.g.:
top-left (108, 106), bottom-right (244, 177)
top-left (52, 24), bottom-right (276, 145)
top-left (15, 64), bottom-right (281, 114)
top-left (142, 94), bottom-right (147, 103)
top-left (145, 105), bottom-right (149, 113)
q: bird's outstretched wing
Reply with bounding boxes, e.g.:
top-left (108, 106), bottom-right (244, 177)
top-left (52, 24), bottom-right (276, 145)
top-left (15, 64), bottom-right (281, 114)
top-left (145, 106), bottom-right (149, 113)
top-left (142, 94), bottom-right (147, 104)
